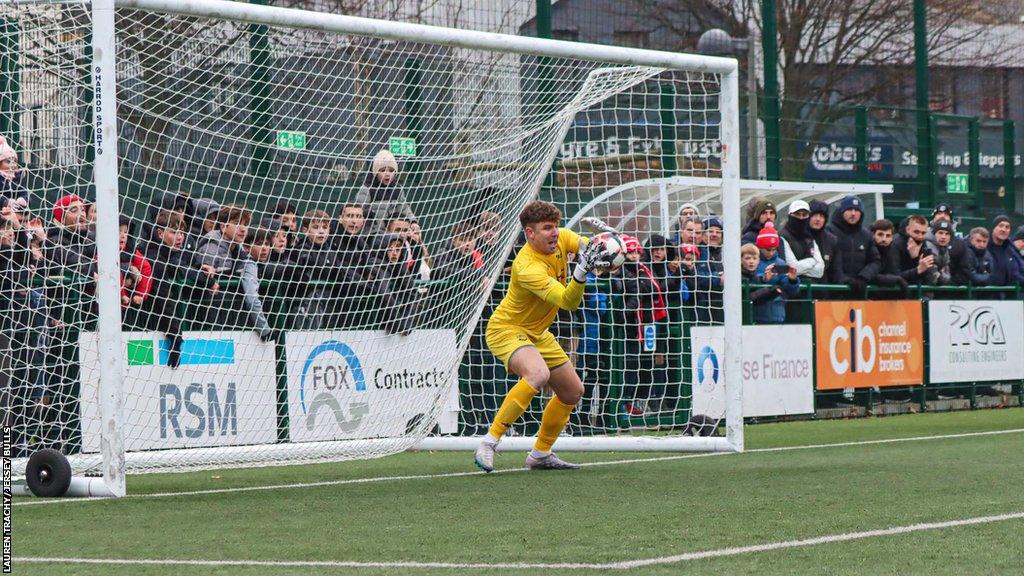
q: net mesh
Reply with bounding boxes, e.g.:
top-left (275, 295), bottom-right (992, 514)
top-left (1, 0), bottom-right (731, 476)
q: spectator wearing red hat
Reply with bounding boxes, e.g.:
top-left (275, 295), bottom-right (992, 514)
top-left (752, 222), bottom-right (799, 324)
top-left (44, 193), bottom-right (96, 279)
top-left (611, 234), bottom-right (668, 416)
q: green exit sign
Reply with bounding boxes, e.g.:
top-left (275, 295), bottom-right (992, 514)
top-left (389, 136), bottom-right (417, 157)
top-left (946, 173), bottom-right (968, 194)
top-left (276, 130), bottom-right (306, 150)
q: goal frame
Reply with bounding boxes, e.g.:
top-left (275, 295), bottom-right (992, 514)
top-left (32, 0), bottom-right (742, 495)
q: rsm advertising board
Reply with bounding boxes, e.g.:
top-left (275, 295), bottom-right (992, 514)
top-left (690, 325), bottom-right (815, 419)
top-left (79, 331), bottom-right (278, 451)
top-left (285, 330), bottom-right (461, 442)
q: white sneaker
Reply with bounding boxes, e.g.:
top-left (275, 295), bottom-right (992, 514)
top-left (525, 452), bottom-right (579, 470)
top-left (474, 441), bottom-right (497, 473)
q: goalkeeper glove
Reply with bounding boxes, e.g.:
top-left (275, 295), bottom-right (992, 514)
top-left (572, 238), bottom-right (616, 283)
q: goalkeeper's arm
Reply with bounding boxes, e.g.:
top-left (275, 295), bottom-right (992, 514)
top-left (518, 239), bottom-right (615, 312)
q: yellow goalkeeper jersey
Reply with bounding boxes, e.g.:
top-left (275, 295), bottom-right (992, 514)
top-left (488, 227), bottom-right (586, 338)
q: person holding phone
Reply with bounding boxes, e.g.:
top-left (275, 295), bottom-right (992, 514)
top-left (752, 222), bottom-right (800, 324)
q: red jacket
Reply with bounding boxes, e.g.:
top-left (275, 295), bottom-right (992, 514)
top-left (120, 249), bottom-right (153, 305)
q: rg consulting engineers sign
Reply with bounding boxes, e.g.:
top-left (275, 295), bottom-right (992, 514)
top-left (928, 301), bottom-right (1024, 383)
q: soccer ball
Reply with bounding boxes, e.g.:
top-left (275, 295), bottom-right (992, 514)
top-left (591, 231), bottom-right (626, 273)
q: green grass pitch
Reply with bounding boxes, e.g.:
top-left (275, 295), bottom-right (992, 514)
top-left (13, 408), bottom-right (1024, 575)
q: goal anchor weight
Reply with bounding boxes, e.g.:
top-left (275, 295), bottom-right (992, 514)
top-left (14, 449), bottom-right (118, 498)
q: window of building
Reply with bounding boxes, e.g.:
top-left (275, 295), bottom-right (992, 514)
top-left (612, 30), bottom-right (649, 49)
top-left (928, 68), bottom-right (954, 113)
top-left (552, 29), bottom-right (578, 42)
top-left (982, 71), bottom-right (1006, 119)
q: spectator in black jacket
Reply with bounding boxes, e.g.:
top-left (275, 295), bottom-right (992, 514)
top-left (988, 215), bottom-right (1024, 287)
top-left (740, 199), bottom-right (776, 245)
top-left (965, 227), bottom-right (994, 286)
top-left (929, 204), bottom-right (970, 285)
top-left (893, 215), bottom-right (934, 286)
top-left (611, 234), bottom-right (668, 416)
top-left (808, 199), bottom-right (842, 283)
top-left (143, 209), bottom-right (219, 367)
top-left (826, 195), bottom-right (880, 295)
top-left (1013, 225), bottom-right (1024, 259)
top-left (869, 219), bottom-right (908, 292)
top-left (44, 194), bottom-right (95, 279)
top-left (922, 220), bottom-right (956, 286)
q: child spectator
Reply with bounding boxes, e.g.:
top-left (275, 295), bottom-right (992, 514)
top-left (197, 203), bottom-right (272, 340)
top-left (385, 215), bottom-right (431, 282)
top-left (965, 227), bottom-right (993, 286)
top-left (196, 200), bottom-right (221, 237)
top-left (375, 233), bottom-right (419, 335)
top-left (611, 235), bottom-right (668, 416)
top-left (118, 216), bottom-right (152, 310)
top-left (432, 221), bottom-right (483, 290)
top-left (0, 135), bottom-right (29, 211)
top-left (143, 209), bottom-right (219, 368)
top-left (356, 149), bottom-right (416, 234)
top-left (272, 200), bottom-right (298, 249)
top-left (290, 209), bottom-right (342, 329)
top-left (752, 222), bottom-right (799, 324)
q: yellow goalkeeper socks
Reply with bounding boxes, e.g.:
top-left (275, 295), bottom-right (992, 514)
top-left (534, 395), bottom-right (575, 454)
top-left (487, 378), bottom-right (538, 442)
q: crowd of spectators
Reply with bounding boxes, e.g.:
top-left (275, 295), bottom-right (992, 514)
top-left (5, 127), bottom-right (1024, 440)
top-left (1, 144), bottom-right (508, 452)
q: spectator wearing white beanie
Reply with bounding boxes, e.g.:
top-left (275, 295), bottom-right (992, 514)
top-left (355, 148), bottom-right (417, 235)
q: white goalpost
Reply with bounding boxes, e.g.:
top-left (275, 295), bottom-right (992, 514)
top-left (3, 0), bottom-right (742, 496)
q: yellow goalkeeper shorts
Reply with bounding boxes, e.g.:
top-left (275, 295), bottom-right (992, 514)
top-left (485, 324), bottom-right (569, 371)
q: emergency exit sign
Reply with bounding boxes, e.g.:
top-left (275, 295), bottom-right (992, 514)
top-left (946, 173), bottom-right (968, 194)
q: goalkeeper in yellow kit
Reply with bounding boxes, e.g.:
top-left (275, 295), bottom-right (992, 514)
top-left (474, 200), bottom-right (617, 472)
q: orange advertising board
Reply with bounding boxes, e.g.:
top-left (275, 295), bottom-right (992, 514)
top-left (814, 301), bottom-right (924, 389)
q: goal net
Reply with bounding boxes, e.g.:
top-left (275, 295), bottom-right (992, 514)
top-left (1, 0), bottom-right (741, 493)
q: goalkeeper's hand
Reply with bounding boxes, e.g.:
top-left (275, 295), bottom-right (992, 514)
top-left (572, 238), bottom-right (616, 283)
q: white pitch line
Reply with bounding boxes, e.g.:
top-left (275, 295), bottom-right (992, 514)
top-left (14, 511), bottom-right (1024, 570)
top-left (13, 427), bottom-right (1024, 508)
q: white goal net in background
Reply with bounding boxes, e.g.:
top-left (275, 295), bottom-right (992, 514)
top-left (0, 0), bottom-right (741, 495)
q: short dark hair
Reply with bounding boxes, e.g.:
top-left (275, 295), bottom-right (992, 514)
top-left (217, 203), bottom-right (252, 226)
top-left (248, 227), bottom-right (272, 247)
top-left (870, 219), bottom-right (894, 233)
top-left (518, 200), bottom-right (561, 228)
top-left (452, 221), bottom-right (476, 241)
top-left (154, 209), bottom-right (185, 232)
top-left (340, 203), bottom-right (364, 216)
top-left (302, 209), bottom-right (332, 229)
top-left (274, 200), bottom-right (297, 216)
top-left (907, 214), bottom-right (928, 227)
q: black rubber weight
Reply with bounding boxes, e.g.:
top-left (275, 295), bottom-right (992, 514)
top-left (25, 448), bottom-right (72, 497)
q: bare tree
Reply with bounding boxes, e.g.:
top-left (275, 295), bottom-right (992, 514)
top-left (624, 0), bottom-right (1017, 177)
